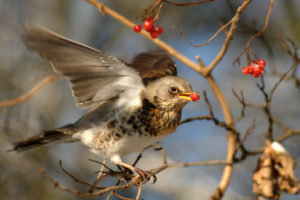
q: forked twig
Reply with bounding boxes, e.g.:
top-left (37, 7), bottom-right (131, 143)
top-left (176, 18), bottom-right (233, 48)
top-left (245, 0), bottom-right (274, 49)
top-left (59, 160), bottom-right (104, 190)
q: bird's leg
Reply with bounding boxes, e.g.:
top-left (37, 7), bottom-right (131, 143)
top-left (118, 161), bottom-right (147, 182)
top-left (117, 164), bottom-right (123, 171)
top-left (132, 153), bottom-right (142, 167)
top-left (132, 144), bottom-right (153, 167)
top-left (119, 161), bottom-right (157, 184)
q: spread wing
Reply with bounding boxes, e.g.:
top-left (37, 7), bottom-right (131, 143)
top-left (130, 51), bottom-right (177, 85)
top-left (23, 23), bottom-right (144, 109)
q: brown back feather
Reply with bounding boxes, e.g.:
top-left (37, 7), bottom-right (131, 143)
top-left (130, 51), bottom-right (177, 85)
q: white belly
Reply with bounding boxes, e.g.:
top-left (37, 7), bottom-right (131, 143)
top-left (73, 128), bottom-right (163, 159)
top-left (104, 134), bottom-right (163, 158)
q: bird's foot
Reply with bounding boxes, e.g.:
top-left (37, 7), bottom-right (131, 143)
top-left (133, 168), bottom-right (157, 184)
top-left (119, 164), bottom-right (156, 184)
top-left (114, 157), bottom-right (157, 184)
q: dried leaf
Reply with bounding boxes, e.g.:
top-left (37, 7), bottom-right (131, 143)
top-left (252, 142), bottom-right (300, 199)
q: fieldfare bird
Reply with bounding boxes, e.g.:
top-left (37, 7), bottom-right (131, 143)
top-left (11, 24), bottom-right (200, 178)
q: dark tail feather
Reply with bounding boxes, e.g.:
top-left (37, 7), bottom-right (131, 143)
top-left (9, 124), bottom-right (78, 152)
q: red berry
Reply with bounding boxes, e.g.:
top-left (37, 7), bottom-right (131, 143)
top-left (133, 24), bottom-right (142, 33)
top-left (143, 20), bottom-right (154, 32)
top-left (252, 73), bottom-right (260, 78)
top-left (190, 92), bottom-right (200, 101)
top-left (150, 30), bottom-right (159, 39)
top-left (253, 65), bottom-right (261, 75)
top-left (156, 26), bottom-right (163, 35)
top-left (256, 59), bottom-right (266, 68)
top-left (248, 65), bottom-right (254, 74)
top-left (242, 66), bottom-right (249, 75)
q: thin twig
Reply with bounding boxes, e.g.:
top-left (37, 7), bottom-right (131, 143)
top-left (89, 159), bottom-right (115, 173)
top-left (0, 75), bottom-right (56, 107)
top-left (231, 89), bottom-right (246, 123)
top-left (233, 120), bottom-right (256, 163)
top-left (273, 36), bottom-right (300, 87)
top-left (207, 0), bottom-right (253, 75)
top-left (245, 0), bottom-right (274, 49)
top-left (181, 91), bottom-right (239, 134)
top-left (239, 120), bottom-right (256, 146)
top-left (41, 167), bottom-right (143, 197)
top-left (152, 143), bottom-right (167, 165)
top-left (163, 0), bottom-right (216, 7)
top-left (59, 160), bottom-right (104, 190)
top-left (136, 183), bottom-right (142, 200)
top-left (272, 116), bottom-right (300, 143)
top-left (112, 192), bottom-right (135, 200)
top-left (176, 18), bottom-right (233, 48)
top-left (106, 191), bottom-right (113, 200)
top-left (234, 0), bottom-right (274, 66)
top-left (256, 75), bottom-right (273, 141)
top-left (269, 65), bottom-right (294, 100)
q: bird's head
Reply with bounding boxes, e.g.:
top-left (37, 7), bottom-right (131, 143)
top-left (144, 76), bottom-right (199, 111)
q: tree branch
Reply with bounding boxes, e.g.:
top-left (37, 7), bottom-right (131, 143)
top-left (84, 0), bottom-right (206, 74)
top-left (206, 0), bottom-right (253, 75)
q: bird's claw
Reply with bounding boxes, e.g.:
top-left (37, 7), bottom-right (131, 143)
top-left (118, 163), bottom-right (157, 184)
top-left (135, 169), bottom-right (157, 184)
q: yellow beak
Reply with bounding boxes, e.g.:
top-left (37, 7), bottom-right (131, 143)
top-left (178, 92), bottom-right (200, 101)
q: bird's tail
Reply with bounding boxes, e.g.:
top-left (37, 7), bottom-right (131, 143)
top-left (9, 124), bottom-right (79, 152)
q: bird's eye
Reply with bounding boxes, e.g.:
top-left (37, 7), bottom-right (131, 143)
top-left (170, 87), bottom-right (178, 93)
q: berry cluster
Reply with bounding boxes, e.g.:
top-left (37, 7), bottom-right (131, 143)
top-left (242, 59), bottom-right (266, 78)
top-left (133, 17), bottom-right (163, 39)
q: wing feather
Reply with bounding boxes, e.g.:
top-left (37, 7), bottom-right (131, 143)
top-left (23, 23), bottom-right (144, 109)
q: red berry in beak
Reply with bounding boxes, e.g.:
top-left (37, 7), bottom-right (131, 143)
top-left (190, 92), bottom-right (200, 101)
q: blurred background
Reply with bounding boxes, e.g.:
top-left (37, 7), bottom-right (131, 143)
top-left (0, 0), bottom-right (299, 199)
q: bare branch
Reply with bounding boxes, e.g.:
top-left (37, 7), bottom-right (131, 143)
top-left (136, 183), bottom-right (142, 200)
top-left (0, 75), bottom-right (56, 107)
top-left (274, 36), bottom-right (300, 88)
top-left (59, 160), bottom-right (104, 190)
